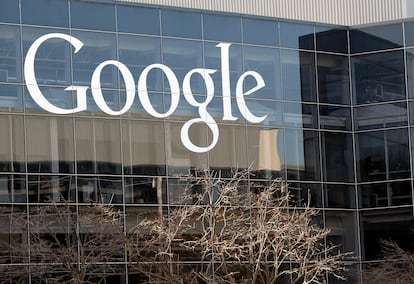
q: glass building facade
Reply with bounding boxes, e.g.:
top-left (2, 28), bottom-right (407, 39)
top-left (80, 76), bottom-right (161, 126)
top-left (0, 0), bottom-right (414, 282)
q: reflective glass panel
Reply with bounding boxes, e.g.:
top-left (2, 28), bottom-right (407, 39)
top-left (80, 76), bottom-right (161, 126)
top-left (203, 14), bottom-right (241, 43)
top-left (324, 184), bottom-right (356, 209)
top-left (354, 102), bottom-right (408, 131)
top-left (281, 50), bottom-right (316, 102)
top-left (352, 51), bottom-right (405, 104)
top-left (243, 99), bottom-right (282, 127)
top-left (28, 175), bottom-right (74, 203)
top-left (121, 120), bottom-right (166, 176)
top-left (321, 132), bottom-right (354, 182)
top-left (283, 102), bottom-right (318, 129)
top-left (0, 114), bottom-right (25, 172)
top-left (124, 176), bottom-right (167, 204)
top-left (359, 180), bottom-right (412, 208)
top-left (243, 46), bottom-right (281, 100)
top-left (315, 27), bottom-right (348, 53)
top-left (0, 174), bottom-right (26, 203)
top-left (279, 22), bottom-right (314, 50)
top-left (242, 18), bottom-right (278, 46)
top-left (0, 84), bottom-right (23, 112)
top-left (288, 182), bottom-right (322, 207)
top-left (22, 0), bottom-right (69, 27)
top-left (26, 116), bottom-right (75, 174)
top-left (0, 0), bottom-right (19, 23)
top-left (0, 25), bottom-right (21, 83)
top-left (77, 176), bottom-right (122, 204)
top-left (406, 48), bottom-right (414, 99)
top-left (317, 53), bottom-right (350, 105)
top-left (117, 6), bottom-right (160, 35)
top-left (350, 23), bottom-right (403, 53)
top-left (319, 105), bottom-right (351, 131)
top-left (161, 10), bottom-right (201, 39)
top-left (25, 86), bottom-right (74, 114)
top-left (71, 1), bottom-right (115, 31)
top-left (404, 20), bottom-right (414, 47)
top-left (325, 211), bottom-right (358, 255)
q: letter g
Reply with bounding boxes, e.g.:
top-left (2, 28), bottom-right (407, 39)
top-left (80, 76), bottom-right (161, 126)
top-left (24, 33), bottom-right (88, 114)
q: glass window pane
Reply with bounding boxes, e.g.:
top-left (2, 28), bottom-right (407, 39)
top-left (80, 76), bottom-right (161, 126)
top-left (22, 0), bottom-right (69, 28)
top-left (28, 175), bottom-right (74, 203)
top-left (161, 10), bottom-right (201, 39)
top-left (283, 102), bottom-right (318, 129)
top-left (315, 27), bottom-right (348, 53)
top-left (354, 102), bottom-right (408, 131)
top-left (284, 129), bottom-right (320, 181)
top-left (280, 22), bottom-right (314, 50)
top-left (359, 180), bottom-right (412, 208)
top-left (121, 120), bottom-right (166, 176)
top-left (243, 99), bottom-right (282, 127)
top-left (324, 184), bottom-right (356, 209)
top-left (24, 86), bottom-right (74, 114)
top-left (242, 18), bottom-right (278, 46)
top-left (319, 105), bottom-right (351, 131)
top-left (0, 114), bottom-right (25, 172)
top-left (317, 53), bottom-right (350, 105)
top-left (0, 0), bottom-right (19, 24)
top-left (26, 116), bottom-right (75, 173)
top-left (288, 182), bottom-right (322, 207)
top-left (406, 48), bottom-right (414, 99)
top-left (325, 211), bottom-right (358, 255)
top-left (77, 176), bottom-right (122, 204)
top-left (281, 50), bottom-right (316, 102)
top-left (203, 14), bottom-right (241, 43)
top-left (124, 176), bottom-right (167, 204)
top-left (0, 84), bottom-right (23, 112)
top-left (71, 1), bottom-right (115, 31)
top-left (350, 23), bottom-right (403, 53)
top-left (0, 174), bottom-right (26, 203)
top-left (0, 25), bottom-right (21, 83)
top-left (117, 6), bottom-right (160, 35)
top-left (22, 27), bottom-right (72, 86)
top-left (321, 132), bottom-right (354, 182)
top-left (243, 46), bottom-right (281, 100)
top-left (352, 50), bottom-right (405, 104)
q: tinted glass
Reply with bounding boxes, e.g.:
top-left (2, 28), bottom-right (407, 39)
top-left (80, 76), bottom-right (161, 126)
top-left (359, 180), bottom-right (412, 208)
top-left (28, 175), bottom-right (74, 203)
top-left (280, 22), bottom-right (314, 50)
top-left (0, 114), bottom-right (25, 172)
top-left (317, 53), bottom-right (350, 105)
top-left (161, 10), bottom-right (201, 39)
top-left (203, 14), bottom-right (241, 43)
top-left (281, 50), bottom-right (316, 102)
top-left (350, 23), bottom-right (403, 53)
top-left (319, 105), bottom-right (351, 131)
top-left (315, 27), bottom-right (347, 53)
top-left (25, 86), bottom-right (74, 114)
top-left (22, 0), bottom-right (69, 27)
top-left (283, 102), bottom-right (318, 129)
top-left (0, 0), bottom-right (19, 24)
top-left (0, 25), bottom-right (21, 83)
top-left (0, 174), bottom-right (26, 203)
top-left (242, 18), bottom-right (278, 46)
top-left (117, 6), bottom-right (160, 35)
top-left (406, 48), bottom-right (414, 99)
top-left (354, 102), bottom-right (408, 131)
top-left (71, 1), bottom-right (115, 31)
top-left (324, 184), bottom-right (356, 208)
top-left (124, 176), bottom-right (167, 204)
top-left (0, 84), bottom-right (23, 112)
top-left (77, 176), bottom-right (122, 204)
top-left (352, 50), bottom-right (405, 104)
top-left (243, 99), bottom-right (282, 127)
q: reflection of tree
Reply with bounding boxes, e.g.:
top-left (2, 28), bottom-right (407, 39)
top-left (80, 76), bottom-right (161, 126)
top-left (362, 239), bottom-right (414, 284)
top-left (128, 170), bottom-right (352, 283)
top-left (0, 203), bottom-right (126, 284)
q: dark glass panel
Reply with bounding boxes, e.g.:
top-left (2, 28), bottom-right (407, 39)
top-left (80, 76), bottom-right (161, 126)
top-left (315, 27), bottom-right (348, 53)
top-left (288, 182), bottom-right (322, 208)
top-left (317, 53), bottom-right (350, 105)
top-left (162, 38), bottom-right (203, 94)
top-left (247, 126), bottom-right (285, 179)
top-left (71, 31), bottom-right (117, 88)
top-left (22, 27), bottom-right (72, 86)
top-left (0, 175), bottom-right (26, 203)
top-left (352, 50), bottom-right (405, 104)
top-left (124, 176), bottom-right (167, 204)
top-left (357, 129), bottom-right (410, 182)
top-left (121, 120), bottom-right (166, 176)
top-left (406, 48), bottom-right (414, 99)
top-left (26, 116), bottom-right (75, 174)
top-left (203, 14), bottom-right (241, 43)
top-left (0, 0), bottom-right (19, 23)
top-left (319, 105), bottom-right (351, 131)
top-left (0, 114), bottom-right (25, 173)
top-left (360, 207), bottom-right (414, 261)
top-left (359, 181), bottom-right (412, 208)
top-left (354, 102), bottom-right (408, 131)
top-left (71, 1), bottom-right (115, 31)
top-left (118, 34), bottom-right (162, 91)
top-left (0, 25), bottom-right (21, 83)
top-left (161, 10), bottom-right (201, 39)
top-left (324, 184), bottom-right (356, 209)
top-left (204, 42), bottom-right (243, 97)
top-left (281, 50), bottom-right (316, 102)
top-left (0, 84), bottom-right (23, 112)
top-left (284, 129), bottom-right (320, 181)
top-left (404, 21), bottom-right (414, 47)
top-left (28, 175), bottom-right (75, 202)
top-left (350, 23), bottom-right (403, 53)
top-left (279, 21), bottom-right (314, 50)
top-left (283, 102), bottom-right (318, 129)
top-left (75, 118), bottom-right (121, 175)
top-left (321, 132), bottom-right (354, 182)
top-left (165, 121), bottom-right (208, 175)
top-left (22, 0), bottom-right (69, 27)
top-left (325, 211), bottom-right (358, 256)
top-left (117, 5), bottom-right (160, 35)
top-left (242, 18), bottom-right (278, 46)
top-left (77, 176), bottom-right (122, 204)
top-left (243, 46), bottom-right (281, 100)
